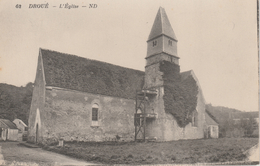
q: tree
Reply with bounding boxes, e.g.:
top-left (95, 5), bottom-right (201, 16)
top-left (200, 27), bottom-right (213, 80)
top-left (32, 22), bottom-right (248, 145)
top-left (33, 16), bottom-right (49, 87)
top-left (0, 83), bottom-right (33, 124)
top-left (241, 116), bottom-right (256, 137)
top-left (221, 118), bottom-right (235, 137)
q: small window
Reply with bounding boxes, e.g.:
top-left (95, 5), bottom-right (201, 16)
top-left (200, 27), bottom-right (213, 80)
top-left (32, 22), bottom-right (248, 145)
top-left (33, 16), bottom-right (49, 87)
top-left (152, 40), bottom-right (157, 47)
top-left (192, 111), bottom-right (198, 127)
top-left (92, 104), bottom-right (98, 121)
top-left (168, 40), bottom-right (172, 46)
top-left (91, 104), bottom-right (99, 126)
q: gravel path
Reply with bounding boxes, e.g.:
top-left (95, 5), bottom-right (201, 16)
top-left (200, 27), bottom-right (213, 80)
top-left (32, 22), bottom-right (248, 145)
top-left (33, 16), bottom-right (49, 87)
top-left (0, 141), bottom-right (96, 165)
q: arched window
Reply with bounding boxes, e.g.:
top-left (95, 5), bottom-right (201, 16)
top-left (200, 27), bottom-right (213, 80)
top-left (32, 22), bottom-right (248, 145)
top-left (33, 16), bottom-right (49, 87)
top-left (92, 104), bottom-right (99, 121)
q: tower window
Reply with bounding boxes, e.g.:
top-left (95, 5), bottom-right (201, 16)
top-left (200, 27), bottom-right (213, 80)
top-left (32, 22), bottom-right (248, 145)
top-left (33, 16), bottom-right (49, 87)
top-left (152, 40), bottom-right (157, 47)
top-left (168, 40), bottom-right (172, 46)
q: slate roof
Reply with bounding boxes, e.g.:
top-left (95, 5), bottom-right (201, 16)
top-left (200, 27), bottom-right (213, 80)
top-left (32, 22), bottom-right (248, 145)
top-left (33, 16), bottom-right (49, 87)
top-left (148, 7), bottom-right (178, 41)
top-left (205, 110), bottom-right (219, 125)
top-left (41, 49), bottom-right (145, 99)
top-left (0, 119), bottom-right (18, 129)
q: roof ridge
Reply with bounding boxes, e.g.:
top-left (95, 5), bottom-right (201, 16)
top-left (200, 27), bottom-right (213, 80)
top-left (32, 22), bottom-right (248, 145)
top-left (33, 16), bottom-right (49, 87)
top-left (40, 48), bottom-right (145, 73)
top-left (159, 7), bottom-right (164, 34)
top-left (180, 70), bottom-right (192, 74)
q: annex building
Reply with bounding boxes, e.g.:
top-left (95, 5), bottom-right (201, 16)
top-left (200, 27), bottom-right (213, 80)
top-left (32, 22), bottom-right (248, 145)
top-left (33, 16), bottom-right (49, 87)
top-left (28, 7), bottom-right (218, 144)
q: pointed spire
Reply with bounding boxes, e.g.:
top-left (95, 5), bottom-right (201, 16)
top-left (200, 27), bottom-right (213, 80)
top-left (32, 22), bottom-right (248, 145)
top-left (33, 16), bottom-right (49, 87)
top-left (148, 7), bottom-right (177, 41)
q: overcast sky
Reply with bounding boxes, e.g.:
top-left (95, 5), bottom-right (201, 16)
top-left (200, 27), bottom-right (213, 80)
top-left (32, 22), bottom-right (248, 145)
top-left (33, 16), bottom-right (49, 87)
top-left (0, 0), bottom-right (258, 112)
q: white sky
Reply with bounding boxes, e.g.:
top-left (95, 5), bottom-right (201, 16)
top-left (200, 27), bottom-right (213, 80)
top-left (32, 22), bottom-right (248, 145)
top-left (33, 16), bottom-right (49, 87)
top-left (0, 0), bottom-right (258, 112)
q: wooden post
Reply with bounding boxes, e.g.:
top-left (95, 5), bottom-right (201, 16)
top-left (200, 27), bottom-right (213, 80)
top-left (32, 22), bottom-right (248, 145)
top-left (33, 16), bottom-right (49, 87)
top-left (143, 91), bottom-right (146, 142)
top-left (135, 90), bottom-right (137, 141)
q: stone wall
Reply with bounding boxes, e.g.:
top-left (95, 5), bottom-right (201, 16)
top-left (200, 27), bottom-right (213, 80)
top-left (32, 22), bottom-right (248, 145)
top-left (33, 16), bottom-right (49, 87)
top-left (209, 125), bottom-right (219, 138)
top-left (145, 86), bottom-right (166, 140)
top-left (146, 53), bottom-right (178, 67)
top-left (147, 36), bottom-right (164, 58)
top-left (40, 87), bottom-right (135, 144)
top-left (28, 53), bottom-right (46, 143)
top-left (145, 81), bottom-right (206, 141)
top-left (164, 82), bottom-right (206, 140)
top-left (162, 36), bottom-right (177, 57)
top-left (144, 63), bottom-right (164, 89)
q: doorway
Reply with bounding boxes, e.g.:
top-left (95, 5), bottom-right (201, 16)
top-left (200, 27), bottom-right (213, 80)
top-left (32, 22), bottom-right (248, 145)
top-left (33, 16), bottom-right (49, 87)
top-left (208, 126), bottom-right (211, 138)
top-left (36, 124), bottom-right (39, 143)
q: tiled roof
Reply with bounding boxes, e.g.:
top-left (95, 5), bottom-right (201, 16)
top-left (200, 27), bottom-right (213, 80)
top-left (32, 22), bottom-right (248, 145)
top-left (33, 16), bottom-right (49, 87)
top-left (0, 119), bottom-right (18, 129)
top-left (41, 49), bottom-right (145, 99)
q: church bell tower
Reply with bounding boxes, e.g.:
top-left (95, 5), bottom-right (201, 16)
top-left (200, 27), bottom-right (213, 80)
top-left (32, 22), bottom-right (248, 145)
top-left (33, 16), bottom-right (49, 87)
top-left (144, 7), bottom-right (179, 89)
top-left (135, 7), bottom-right (181, 141)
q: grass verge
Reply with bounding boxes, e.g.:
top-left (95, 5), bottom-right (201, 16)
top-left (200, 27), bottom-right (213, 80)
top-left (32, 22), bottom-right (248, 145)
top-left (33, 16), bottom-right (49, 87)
top-left (42, 138), bottom-right (258, 164)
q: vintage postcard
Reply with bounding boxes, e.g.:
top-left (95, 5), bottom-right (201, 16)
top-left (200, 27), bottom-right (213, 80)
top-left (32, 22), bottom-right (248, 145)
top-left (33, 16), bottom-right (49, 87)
top-left (0, 0), bottom-right (258, 165)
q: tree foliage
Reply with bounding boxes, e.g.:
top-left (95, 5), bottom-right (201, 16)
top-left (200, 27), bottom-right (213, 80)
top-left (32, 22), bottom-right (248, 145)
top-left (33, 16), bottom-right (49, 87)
top-left (0, 82), bottom-right (33, 124)
top-left (241, 116), bottom-right (257, 137)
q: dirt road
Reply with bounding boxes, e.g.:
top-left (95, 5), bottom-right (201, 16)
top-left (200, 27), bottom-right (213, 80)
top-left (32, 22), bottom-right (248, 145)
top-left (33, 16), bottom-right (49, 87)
top-left (0, 141), bottom-right (96, 165)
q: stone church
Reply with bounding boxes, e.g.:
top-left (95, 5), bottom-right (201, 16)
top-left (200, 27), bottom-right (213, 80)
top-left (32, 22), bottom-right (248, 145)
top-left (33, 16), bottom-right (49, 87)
top-left (28, 7), bottom-right (218, 144)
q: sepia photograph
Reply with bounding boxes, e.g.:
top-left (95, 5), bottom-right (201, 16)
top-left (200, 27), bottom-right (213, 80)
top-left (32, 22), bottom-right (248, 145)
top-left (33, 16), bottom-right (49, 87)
top-left (0, 0), bottom-right (259, 165)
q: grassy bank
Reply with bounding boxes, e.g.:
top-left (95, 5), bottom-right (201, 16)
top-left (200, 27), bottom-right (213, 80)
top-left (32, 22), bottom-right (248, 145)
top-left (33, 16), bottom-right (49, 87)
top-left (43, 138), bottom-right (258, 164)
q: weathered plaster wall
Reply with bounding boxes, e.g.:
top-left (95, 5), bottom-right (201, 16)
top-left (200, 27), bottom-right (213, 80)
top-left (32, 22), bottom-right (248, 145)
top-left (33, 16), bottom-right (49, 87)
top-left (145, 86), bottom-right (166, 140)
top-left (13, 120), bottom-right (26, 133)
top-left (40, 88), bottom-right (135, 144)
top-left (146, 53), bottom-right (178, 67)
top-left (28, 53), bottom-right (45, 143)
top-left (163, 85), bottom-right (206, 141)
top-left (0, 129), bottom-right (7, 141)
top-left (147, 36), bottom-right (164, 58)
top-left (146, 36), bottom-right (177, 61)
top-left (208, 125), bottom-right (219, 138)
top-left (7, 129), bottom-right (18, 141)
top-left (162, 36), bottom-right (177, 57)
top-left (144, 63), bottom-right (164, 89)
top-left (145, 71), bottom-right (206, 141)
top-left (145, 85), bottom-right (205, 141)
